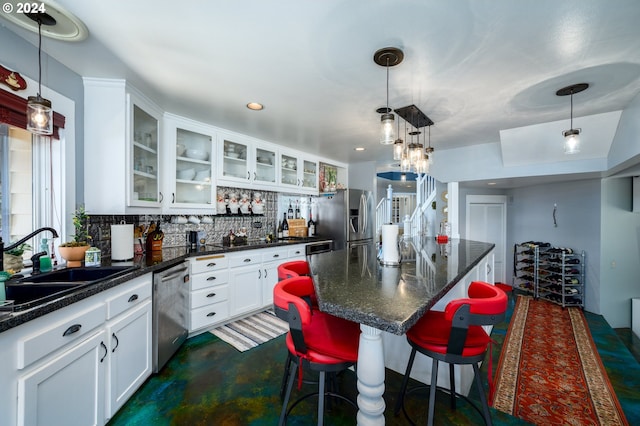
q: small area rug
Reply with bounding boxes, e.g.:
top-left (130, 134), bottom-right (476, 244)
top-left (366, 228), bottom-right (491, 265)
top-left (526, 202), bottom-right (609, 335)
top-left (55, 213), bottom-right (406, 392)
top-left (210, 310), bottom-right (288, 352)
top-left (492, 296), bottom-right (628, 425)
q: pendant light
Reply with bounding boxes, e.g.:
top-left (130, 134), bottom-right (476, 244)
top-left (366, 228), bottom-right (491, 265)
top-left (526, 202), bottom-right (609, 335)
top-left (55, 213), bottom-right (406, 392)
top-left (393, 119), bottom-right (404, 160)
top-left (374, 47), bottom-right (404, 145)
top-left (556, 83), bottom-right (588, 155)
top-left (26, 13), bottom-right (56, 136)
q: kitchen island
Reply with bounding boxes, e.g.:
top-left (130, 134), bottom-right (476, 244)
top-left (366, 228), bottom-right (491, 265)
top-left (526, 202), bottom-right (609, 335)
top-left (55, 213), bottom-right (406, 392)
top-left (308, 237), bottom-right (495, 425)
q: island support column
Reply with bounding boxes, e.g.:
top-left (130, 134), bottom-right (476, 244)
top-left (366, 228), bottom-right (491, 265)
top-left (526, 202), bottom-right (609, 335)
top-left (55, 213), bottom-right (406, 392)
top-left (356, 324), bottom-right (386, 425)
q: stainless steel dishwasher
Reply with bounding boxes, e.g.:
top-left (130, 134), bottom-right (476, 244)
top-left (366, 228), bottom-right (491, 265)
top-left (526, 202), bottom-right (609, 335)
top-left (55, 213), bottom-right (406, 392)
top-left (153, 261), bottom-right (189, 372)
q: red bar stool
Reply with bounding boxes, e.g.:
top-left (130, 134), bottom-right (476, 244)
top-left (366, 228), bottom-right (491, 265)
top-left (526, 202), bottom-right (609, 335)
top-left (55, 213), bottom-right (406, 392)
top-left (275, 261), bottom-right (319, 399)
top-left (394, 281), bottom-right (507, 426)
top-left (274, 276), bottom-right (360, 425)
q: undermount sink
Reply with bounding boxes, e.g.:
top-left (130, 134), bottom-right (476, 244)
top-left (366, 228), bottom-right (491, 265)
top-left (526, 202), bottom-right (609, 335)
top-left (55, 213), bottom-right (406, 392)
top-left (2, 266), bottom-right (138, 311)
top-left (20, 266), bottom-right (135, 283)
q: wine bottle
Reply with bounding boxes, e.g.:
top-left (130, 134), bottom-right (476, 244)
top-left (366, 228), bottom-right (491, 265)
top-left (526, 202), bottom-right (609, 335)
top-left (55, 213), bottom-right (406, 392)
top-left (282, 213), bottom-right (289, 238)
top-left (277, 220), bottom-right (283, 239)
top-left (295, 200), bottom-right (300, 219)
top-left (287, 200), bottom-right (294, 219)
top-left (307, 211), bottom-right (315, 237)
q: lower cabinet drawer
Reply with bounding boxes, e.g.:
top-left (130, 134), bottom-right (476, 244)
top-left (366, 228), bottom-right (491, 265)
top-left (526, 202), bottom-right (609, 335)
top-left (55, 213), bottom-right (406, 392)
top-left (190, 270), bottom-right (229, 291)
top-left (190, 301), bottom-right (230, 331)
top-left (190, 285), bottom-right (229, 309)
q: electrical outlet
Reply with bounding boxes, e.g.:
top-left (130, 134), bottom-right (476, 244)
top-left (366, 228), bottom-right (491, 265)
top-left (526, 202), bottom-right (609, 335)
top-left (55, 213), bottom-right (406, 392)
top-left (252, 221), bottom-right (262, 228)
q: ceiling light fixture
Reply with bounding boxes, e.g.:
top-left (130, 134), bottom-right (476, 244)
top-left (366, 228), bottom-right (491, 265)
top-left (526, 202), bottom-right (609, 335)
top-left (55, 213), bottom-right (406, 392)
top-left (26, 13), bottom-right (56, 135)
top-left (393, 118), bottom-right (403, 160)
top-left (374, 47), bottom-right (403, 145)
top-left (246, 102), bottom-right (264, 111)
top-left (394, 104), bottom-right (434, 175)
top-left (556, 83), bottom-right (588, 155)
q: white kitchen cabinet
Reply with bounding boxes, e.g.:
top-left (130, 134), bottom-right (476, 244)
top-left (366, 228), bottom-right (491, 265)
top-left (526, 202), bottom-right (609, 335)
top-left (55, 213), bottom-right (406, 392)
top-left (163, 114), bottom-right (216, 211)
top-left (84, 78), bottom-right (163, 214)
top-left (280, 152), bottom-right (318, 193)
top-left (228, 252), bottom-right (264, 316)
top-left (103, 274), bottom-right (153, 420)
top-left (261, 246), bottom-right (291, 306)
top-left (0, 272), bottom-right (153, 426)
top-left (188, 254), bottom-right (231, 332)
top-left (17, 329), bottom-right (107, 426)
top-left (216, 133), bottom-right (279, 190)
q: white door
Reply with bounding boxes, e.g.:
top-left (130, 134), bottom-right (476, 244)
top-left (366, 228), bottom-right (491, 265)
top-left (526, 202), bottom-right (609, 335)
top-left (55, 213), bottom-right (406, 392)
top-left (465, 195), bottom-right (506, 284)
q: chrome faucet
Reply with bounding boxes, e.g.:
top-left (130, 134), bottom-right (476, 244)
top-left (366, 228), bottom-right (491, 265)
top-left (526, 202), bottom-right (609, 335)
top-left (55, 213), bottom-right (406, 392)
top-left (1, 227), bottom-right (59, 271)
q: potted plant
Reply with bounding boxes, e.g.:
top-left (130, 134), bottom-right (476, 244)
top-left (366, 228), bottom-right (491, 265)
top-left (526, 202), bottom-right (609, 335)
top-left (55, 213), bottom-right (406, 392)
top-left (2, 243), bottom-right (31, 272)
top-left (58, 205), bottom-right (91, 267)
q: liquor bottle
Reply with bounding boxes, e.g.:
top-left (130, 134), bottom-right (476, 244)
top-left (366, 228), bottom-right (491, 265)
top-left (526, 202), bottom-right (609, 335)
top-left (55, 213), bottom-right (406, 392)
top-left (287, 200), bottom-right (294, 219)
top-left (307, 211), bottom-right (315, 237)
top-left (282, 213), bottom-right (289, 238)
top-left (295, 200), bottom-right (300, 219)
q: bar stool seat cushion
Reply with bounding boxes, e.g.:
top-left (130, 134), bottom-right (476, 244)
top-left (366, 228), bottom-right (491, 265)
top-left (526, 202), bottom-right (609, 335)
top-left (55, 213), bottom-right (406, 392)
top-left (407, 310), bottom-right (490, 358)
top-left (285, 311), bottom-right (360, 363)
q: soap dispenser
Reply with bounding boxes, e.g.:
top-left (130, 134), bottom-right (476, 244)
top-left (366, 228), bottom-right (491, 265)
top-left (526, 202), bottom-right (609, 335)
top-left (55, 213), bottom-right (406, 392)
top-left (39, 238), bottom-right (52, 273)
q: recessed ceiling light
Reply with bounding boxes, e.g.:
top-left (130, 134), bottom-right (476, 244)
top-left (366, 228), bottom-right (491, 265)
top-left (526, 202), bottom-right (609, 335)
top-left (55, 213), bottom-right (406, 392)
top-left (354, 147), bottom-right (365, 151)
top-left (246, 102), bottom-right (264, 111)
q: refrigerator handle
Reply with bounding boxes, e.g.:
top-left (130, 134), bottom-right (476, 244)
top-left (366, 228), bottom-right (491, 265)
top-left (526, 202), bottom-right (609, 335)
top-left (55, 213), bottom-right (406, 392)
top-left (360, 193), bottom-right (366, 236)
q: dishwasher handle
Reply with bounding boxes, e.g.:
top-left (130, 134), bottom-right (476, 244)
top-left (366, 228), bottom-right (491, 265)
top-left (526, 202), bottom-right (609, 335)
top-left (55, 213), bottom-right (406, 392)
top-left (160, 266), bottom-right (189, 282)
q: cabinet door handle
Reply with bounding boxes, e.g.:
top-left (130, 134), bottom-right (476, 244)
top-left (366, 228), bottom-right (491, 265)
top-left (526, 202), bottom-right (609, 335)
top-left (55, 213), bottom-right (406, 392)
top-left (206, 293), bottom-right (216, 298)
top-left (247, 171), bottom-right (251, 180)
top-left (100, 341), bottom-right (108, 363)
top-left (172, 193), bottom-right (175, 203)
top-left (159, 192), bottom-right (164, 202)
top-left (206, 276), bottom-right (216, 281)
top-left (207, 312), bottom-right (216, 317)
top-left (63, 324), bottom-right (82, 337)
top-left (264, 269), bottom-right (267, 278)
top-left (128, 294), bottom-right (139, 303)
top-left (253, 172), bottom-right (257, 180)
top-left (112, 332), bottom-right (119, 353)
top-left (207, 262), bottom-right (217, 267)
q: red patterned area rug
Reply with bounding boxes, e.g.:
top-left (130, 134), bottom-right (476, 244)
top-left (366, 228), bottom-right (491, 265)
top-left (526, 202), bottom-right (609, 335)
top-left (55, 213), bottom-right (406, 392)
top-left (492, 296), bottom-right (628, 425)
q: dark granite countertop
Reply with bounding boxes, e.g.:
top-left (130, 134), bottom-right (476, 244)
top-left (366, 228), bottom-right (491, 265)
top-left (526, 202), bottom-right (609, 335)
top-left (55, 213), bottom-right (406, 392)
top-left (0, 237), bottom-right (329, 333)
top-left (309, 238), bottom-right (495, 335)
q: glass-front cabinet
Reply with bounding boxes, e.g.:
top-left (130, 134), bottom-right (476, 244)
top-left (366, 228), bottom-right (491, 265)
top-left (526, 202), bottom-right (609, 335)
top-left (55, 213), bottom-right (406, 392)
top-left (280, 152), bottom-right (318, 193)
top-left (130, 102), bottom-right (160, 206)
top-left (217, 134), bottom-right (278, 189)
top-left (163, 114), bottom-right (215, 209)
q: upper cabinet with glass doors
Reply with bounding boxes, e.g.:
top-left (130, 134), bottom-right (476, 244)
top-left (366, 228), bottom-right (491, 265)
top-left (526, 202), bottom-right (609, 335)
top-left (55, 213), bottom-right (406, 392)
top-left (131, 103), bottom-right (160, 206)
top-left (163, 114), bottom-right (215, 210)
top-left (216, 133), bottom-right (277, 190)
top-left (280, 152), bottom-right (318, 193)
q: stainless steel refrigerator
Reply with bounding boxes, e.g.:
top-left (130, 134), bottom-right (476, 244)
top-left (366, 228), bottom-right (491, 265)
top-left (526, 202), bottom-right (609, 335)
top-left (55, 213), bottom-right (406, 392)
top-left (314, 188), bottom-right (374, 250)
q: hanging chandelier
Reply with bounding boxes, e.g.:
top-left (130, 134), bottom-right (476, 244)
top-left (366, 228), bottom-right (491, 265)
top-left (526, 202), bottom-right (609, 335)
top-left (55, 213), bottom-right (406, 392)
top-left (394, 104), bottom-right (434, 175)
top-left (556, 83), bottom-right (588, 155)
top-left (373, 47), bottom-right (404, 145)
top-left (26, 13), bottom-right (57, 136)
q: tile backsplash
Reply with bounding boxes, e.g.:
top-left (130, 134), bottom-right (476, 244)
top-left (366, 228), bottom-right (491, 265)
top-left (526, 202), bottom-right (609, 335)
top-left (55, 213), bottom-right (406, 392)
top-left (88, 187), bottom-right (278, 257)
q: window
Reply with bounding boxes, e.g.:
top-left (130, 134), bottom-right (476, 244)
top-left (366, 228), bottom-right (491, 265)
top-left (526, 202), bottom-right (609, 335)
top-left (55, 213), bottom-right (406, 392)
top-left (1, 123), bottom-right (63, 263)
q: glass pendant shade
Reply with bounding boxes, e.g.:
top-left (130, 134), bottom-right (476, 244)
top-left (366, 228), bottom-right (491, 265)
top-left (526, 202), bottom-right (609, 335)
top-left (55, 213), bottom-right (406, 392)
top-left (393, 138), bottom-right (404, 160)
top-left (563, 129), bottom-right (580, 154)
top-left (400, 155), bottom-right (412, 172)
top-left (380, 113), bottom-right (395, 144)
top-left (27, 95), bottom-right (53, 135)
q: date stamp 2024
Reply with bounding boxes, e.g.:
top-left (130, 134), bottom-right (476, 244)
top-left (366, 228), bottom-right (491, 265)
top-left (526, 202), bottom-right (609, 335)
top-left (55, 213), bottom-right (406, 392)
top-left (2, 2), bottom-right (47, 14)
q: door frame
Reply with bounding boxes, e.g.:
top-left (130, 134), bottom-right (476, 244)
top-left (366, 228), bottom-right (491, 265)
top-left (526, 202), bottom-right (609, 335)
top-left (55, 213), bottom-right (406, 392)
top-left (465, 195), bottom-right (507, 283)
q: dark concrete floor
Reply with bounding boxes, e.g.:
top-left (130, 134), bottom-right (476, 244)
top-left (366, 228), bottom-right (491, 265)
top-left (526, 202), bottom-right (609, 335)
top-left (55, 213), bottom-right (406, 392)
top-left (108, 296), bottom-right (640, 425)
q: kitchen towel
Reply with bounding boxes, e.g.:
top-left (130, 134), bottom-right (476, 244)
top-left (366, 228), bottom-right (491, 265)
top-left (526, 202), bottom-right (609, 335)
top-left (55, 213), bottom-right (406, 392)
top-left (381, 224), bottom-right (400, 265)
top-left (111, 223), bottom-right (134, 260)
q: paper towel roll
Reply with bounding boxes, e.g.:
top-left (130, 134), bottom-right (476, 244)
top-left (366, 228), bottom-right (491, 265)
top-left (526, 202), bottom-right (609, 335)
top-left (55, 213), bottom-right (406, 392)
top-left (381, 224), bottom-right (400, 265)
top-left (111, 224), bottom-right (134, 261)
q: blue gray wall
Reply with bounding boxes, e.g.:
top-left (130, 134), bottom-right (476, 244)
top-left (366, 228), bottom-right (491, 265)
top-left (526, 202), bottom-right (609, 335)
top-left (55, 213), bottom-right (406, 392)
top-left (0, 25), bottom-right (84, 202)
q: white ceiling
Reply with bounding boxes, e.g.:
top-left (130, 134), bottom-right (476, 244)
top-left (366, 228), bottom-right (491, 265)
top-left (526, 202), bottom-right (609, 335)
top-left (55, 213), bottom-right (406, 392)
top-left (3, 0), bottom-right (640, 188)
